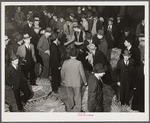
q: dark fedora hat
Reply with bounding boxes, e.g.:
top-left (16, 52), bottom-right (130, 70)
top-left (51, 33), bottom-right (58, 41)
top-left (97, 29), bottom-right (104, 36)
top-left (122, 49), bottom-right (132, 56)
top-left (45, 27), bottom-right (53, 33)
top-left (85, 32), bottom-right (92, 39)
top-left (23, 33), bottom-right (31, 40)
top-left (93, 63), bottom-right (107, 73)
top-left (70, 48), bottom-right (78, 57)
top-left (10, 54), bottom-right (18, 61)
top-left (125, 38), bottom-right (133, 44)
top-left (108, 17), bottom-right (114, 22)
top-left (15, 34), bottom-right (23, 42)
top-left (58, 13), bottom-right (65, 18)
top-left (123, 27), bottom-right (130, 32)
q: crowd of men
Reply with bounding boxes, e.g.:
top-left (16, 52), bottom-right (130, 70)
top-left (5, 6), bottom-right (145, 112)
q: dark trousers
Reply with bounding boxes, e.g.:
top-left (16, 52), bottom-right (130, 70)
top-left (23, 62), bottom-right (35, 85)
top-left (40, 54), bottom-right (50, 78)
top-left (5, 85), bottom-right (18, 112)
top-left (120, 82), bottom-right (130, 105)
top-left (51, 67), bottom-right (60, 92)
top-left (13, 83), bottom-right (31, 110)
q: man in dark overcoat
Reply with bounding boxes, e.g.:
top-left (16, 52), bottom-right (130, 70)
top-left (5, 54), bottom-right (31, 111)
top-left (117, 50), bottom-right (134, 105)
top-left (50, 33), bottom-right (61, 94)
top-left (88, 63), bottom-right (107, 112)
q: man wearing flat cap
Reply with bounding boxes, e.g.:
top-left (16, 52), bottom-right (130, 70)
top-left (5, 54), bottom-right (31, 111)
top-left (17, 33), bottom-right (36, 85)
top-left (37, 27), bottom-right (53, 79)
top-left (88, 63), bottom-right (107, 112)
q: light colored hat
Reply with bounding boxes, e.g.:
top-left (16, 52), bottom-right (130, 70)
top-left (87, 43), bottom-right (97, 50)
top-left (34, 17), bottom-right (40, 21)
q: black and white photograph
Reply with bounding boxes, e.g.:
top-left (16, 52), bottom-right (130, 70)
top-left (1, 1), bottom-right (149, 122)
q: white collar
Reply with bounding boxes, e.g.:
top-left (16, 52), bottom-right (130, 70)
top-left (127, 45), bottom-right (132, 50)
top-left (70, 56), bottom-right (76, 59)
top-left (94, 74), bottom-right (99, 80)
top-left (25, 44), bottom-right (30, 49)
top-left (12, 64), bottom-right (17, 70)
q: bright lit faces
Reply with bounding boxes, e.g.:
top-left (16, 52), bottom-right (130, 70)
top-left (123, 55), bottom-right (130, 61)
top-left (124, 40), bottom-right (130, 47)
top-left (97, 34), bottom-right (103, 39)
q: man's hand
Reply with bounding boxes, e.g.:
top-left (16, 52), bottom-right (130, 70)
top-left (117, 82), bottom-right (121, 86)
top-left (45, 50), bottom-right (50, 55)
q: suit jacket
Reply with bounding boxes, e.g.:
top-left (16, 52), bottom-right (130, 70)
top-left (129, 46), bottom-right (141, 67)
top-left (98, 38), bottom-right (108, 56)
top-left (56, 19), bottom-right (66, 31)
top-left (116, 58), bottom-right (134, 84)
top-left (136, 22), bottom-right (144, 37)
top-left (50, 43), bottom-right (61, 68)
top-left (61, 58), bottom-right (86, 87)
top-left (37, 34), bottom-right (50, 56)
top-left (5, 47), bottom-right (10, 68)
top-left (63, 23), bottom-right (74, 36)
top-left (88, 73), bottom-right (103, 112)
top-left (16, 44), bottom-right (36, 62)
top-left (104, 23), bottom-right (118, 40)
top-left (22, 24), bottom-right (33, 36)
top-left (8, 42), bottom-right (20, 56)
top-left (93, 49), bottom-right (109, 67)
top-left (5, 64), bottom-right (25, 90)
top-left (87, 18), bottom-right (93, 32)
top-left (14, 11), bottom-right (25, 24)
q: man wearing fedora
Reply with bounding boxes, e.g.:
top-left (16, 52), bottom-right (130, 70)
top-left (5, 54), bottom-right (31, 112)
top-left (61, 48), bottom-right (87, 112)
top-left (22, 16), bottom-right (34, 36)
top-left (37, 27), bottom-right (53, 79)
top-left (88, 63), bottom-right (107, 112)
top-left (86, 43), bottom-right (112, 85)
top-left (8, 34), bottom-right (23, 56)
top-left (93, 29), bottom-right (108, 56)
top-left (16, 33), bottom-right (36, 85)
top-left (50, 33), bottom-right (61, 94)
top-left (116, 49), bottom-right (134, 105)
